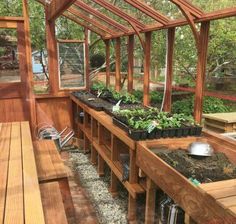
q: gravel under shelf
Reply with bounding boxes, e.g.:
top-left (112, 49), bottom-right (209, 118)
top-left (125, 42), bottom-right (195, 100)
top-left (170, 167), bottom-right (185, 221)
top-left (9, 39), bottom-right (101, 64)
top-left (70, 151), bottom-right (129, 224)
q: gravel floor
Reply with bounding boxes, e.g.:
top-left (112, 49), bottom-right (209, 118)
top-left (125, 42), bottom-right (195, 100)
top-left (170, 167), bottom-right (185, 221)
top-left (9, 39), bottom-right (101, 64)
top-left (70, 150), bottom-right (129, 224)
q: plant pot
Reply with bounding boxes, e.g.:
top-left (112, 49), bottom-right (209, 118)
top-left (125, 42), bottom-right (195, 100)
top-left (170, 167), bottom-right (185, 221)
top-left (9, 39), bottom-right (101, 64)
top-left (162, 129), bottom-right (169, 138)
top-left (128, 129), bottom-right (144, 141)
top-left (175, 128), bottom-right (183, 138)
top-left (182, 126), bottom-right (190, 137)
top-left (195, 126), bottom-right (202, 136)
top-left (189, 126), bottom-right (196, 136)
top-left (168, 128), bottom-right (176, 138)
top-left (113, 117), bottom-right (129, 132)
top-left (156, 129), bottom-right (162, 139)
top-left (148, 130), bottom-right (156, 139)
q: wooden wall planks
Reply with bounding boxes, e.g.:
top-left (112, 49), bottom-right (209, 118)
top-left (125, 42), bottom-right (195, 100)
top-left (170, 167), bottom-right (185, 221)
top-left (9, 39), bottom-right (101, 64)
top-left (36, 97), bottom-right (72, 131)
top-left (0, 98), bottom-right (28, 122)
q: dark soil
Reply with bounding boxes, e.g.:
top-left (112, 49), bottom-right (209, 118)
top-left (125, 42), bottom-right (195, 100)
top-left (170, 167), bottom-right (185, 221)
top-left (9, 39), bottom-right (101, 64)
top-left (72, 91), bottom-right (112, 111)
top-left (152, 148), bottom-right (236, 183)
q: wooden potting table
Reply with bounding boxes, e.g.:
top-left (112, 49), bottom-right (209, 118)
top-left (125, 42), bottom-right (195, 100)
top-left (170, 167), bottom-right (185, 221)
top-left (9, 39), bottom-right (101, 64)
top-left (137, 132), bottom-right (236, 224)
top-left (0, 121), bottom-right (45, 224)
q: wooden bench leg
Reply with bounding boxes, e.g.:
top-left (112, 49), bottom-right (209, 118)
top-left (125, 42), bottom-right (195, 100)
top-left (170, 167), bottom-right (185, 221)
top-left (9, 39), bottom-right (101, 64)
top-left (128, 194), bottom-right (137, 223)
top-left (109, 171), bottom-right (118, 197)
top-left (83, 135), bottom-right (90, 153)
top-left (90, 146), bottom-right (97, 165)
top-left (185, 214), bottom-right (197, 224)
top-left (59, 177), bottom-right (75, 221)
top-left (97, 155), bottom-right (105, 176)
top-left (145, 178), bottom-right (156, 224)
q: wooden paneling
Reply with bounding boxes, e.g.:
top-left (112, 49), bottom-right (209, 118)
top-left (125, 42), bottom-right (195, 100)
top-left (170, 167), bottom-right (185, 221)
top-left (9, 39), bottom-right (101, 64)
top-left (36, 97), bottom-right (72, 131)
top-left (0, 98), bottom-right (28, 122)
top-left (0, 83), bottom-right (22, 99)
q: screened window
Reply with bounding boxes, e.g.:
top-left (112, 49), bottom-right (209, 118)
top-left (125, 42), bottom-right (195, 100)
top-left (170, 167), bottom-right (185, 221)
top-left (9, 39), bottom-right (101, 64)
top-left (58, 41), bottom-right (85, 89)
top-left (0, 30), bottom-right (20, 83)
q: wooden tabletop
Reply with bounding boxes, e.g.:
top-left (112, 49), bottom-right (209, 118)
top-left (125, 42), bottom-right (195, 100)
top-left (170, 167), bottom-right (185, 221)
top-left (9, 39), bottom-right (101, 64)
top-left (203, 112), bottom-right (236, 123)
top-left (0, 122), bottom-right (45, 224)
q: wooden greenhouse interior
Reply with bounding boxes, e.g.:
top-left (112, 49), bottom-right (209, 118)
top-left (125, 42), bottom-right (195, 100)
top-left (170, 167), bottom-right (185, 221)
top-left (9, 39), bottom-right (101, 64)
top-left (0, 0), bottom-right (236, 223)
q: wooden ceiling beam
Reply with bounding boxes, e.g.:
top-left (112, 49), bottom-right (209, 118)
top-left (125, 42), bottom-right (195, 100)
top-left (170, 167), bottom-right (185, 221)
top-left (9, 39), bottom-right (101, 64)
top-left (74, 1), bottom-right (130, 33)
top-left (124, 0), bottom-right (169, 25)
top-left (62, 12), bottom-right (107, 38)
top-left (47, 0), bottom-right (77, 21)
top-left (92, 0), bottom-right (146, 29)
top-left (67, 7), bottom-right (120, 36)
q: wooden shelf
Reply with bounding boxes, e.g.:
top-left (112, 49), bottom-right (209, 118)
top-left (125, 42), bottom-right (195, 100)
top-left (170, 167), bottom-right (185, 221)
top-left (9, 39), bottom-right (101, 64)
top-left (93, 140), bottom-right (144, 198)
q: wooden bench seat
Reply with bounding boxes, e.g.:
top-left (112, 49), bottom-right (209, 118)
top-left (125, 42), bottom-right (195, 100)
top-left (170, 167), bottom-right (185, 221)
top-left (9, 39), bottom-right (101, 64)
top-left (0, 122), bottom-right (45, 224)
top-left (33, 140), bottom-right (68, 182)
top-left (40, 182), bottom-right (68, 224)
top-left (33, 140), bottom-right (75, 221)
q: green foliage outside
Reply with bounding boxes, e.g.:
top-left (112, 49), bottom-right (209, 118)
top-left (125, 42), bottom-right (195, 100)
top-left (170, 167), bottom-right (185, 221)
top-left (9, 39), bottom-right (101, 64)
top-left (172, 96), bottom-right (232, 116)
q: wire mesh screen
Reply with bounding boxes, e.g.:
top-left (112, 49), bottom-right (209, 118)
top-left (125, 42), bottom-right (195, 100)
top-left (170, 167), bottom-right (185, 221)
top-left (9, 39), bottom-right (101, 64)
top-left (58, 42), bottom-right (85, 89)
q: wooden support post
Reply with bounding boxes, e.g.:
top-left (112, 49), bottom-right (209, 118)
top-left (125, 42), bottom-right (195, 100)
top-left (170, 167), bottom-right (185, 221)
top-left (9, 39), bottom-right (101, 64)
top-left (143, 32), bottom-right (152, 106)
top-left (127, 35), bottom-right (134, 92)
top-left (21, 0), bottom-right (36, 131)
top-left (45, 14), bottom-right (59, 94)
top-left (115, 37), bottom-right (121, 91)
top-left (145, 177), bottom-right (156, 224)
top-left (110, 135), bottom-right (119, 196)
top-left (84, 28), bottom-right (90, 90)
top-left (105, 39), bottom-right (110, 87)
top-left (163, 28), bottom-right (175, 112)
top-left (128, 149), bottom-right (138, 222)
top-left (128, 194), bottom-right (137, 223)
top-left (194, 22), bottom-right (210, 123)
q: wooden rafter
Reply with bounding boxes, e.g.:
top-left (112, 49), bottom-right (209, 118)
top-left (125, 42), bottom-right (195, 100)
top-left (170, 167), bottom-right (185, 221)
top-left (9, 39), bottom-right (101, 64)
top-left (92, 0), bottom-right (146, 30)
top-left (174, 0), bottom-right (204, 18)
top-left (124, 0), bottom-right (169, 25)
top-left (67, 7), bottom-right (119, 36)
top-left (47, 0), bottom-right (77, 21)
top-left (74, 1), bottom-right (130, 33)
top-left (171, 0), bottom-right (200, 47)
top-left (62, 12), bottom-right (107, 38)
top-left (102, 7), bottom-right (236, 39)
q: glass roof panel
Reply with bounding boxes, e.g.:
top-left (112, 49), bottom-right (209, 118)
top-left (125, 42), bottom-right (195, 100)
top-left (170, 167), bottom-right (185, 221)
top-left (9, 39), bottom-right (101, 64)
top-left (143, 0), bottom-right (184, 20)
top-left (189, 0), bottom-right (236, 13)
top-left (82, 0), bottom-right (133, 28)
top-left (70, 6), bottom-right (124, 33)
top-left (106, 0), bottom-right (157, 25)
